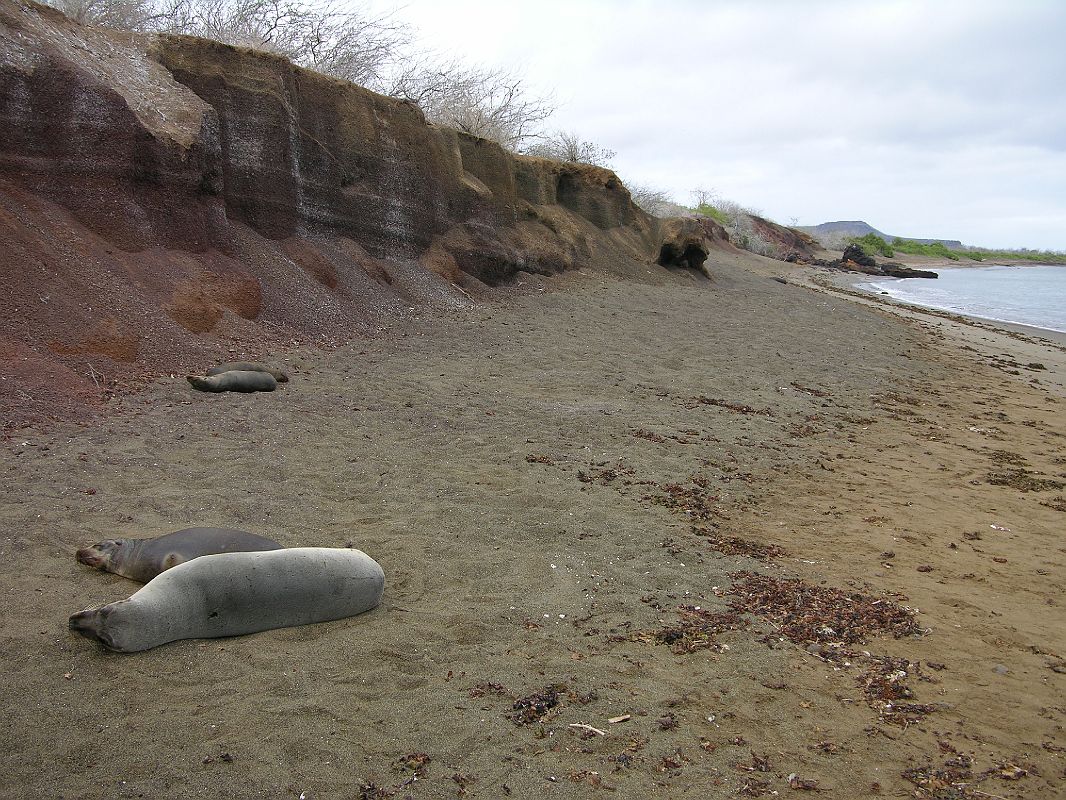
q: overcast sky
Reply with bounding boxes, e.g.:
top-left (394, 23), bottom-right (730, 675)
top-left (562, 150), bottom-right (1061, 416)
top-left (367, 0), bottom-right (1065, 250)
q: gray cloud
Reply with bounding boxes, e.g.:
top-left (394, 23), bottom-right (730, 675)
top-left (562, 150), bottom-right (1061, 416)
top-left (369, 0), bottom-right (1066, 249)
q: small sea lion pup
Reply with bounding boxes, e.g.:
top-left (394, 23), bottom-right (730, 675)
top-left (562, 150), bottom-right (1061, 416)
top-left (206, 362), bottom-right (289, 382)
top-left (187, 370), bottom-right (277, 393)
top-left (69, 547), bottom-right (385, 653)
top-left (76, 527), bottom-right (284, 583)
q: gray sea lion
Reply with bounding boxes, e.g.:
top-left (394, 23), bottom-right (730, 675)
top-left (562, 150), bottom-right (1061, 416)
top-left (206, 362), bottom-right (289, 382)
top-left (69, 548), bottom-right (385, 653)
top-left (187, 370), bottom-right (277, 393)
top-left (76, 527), bottom-right (285, 583)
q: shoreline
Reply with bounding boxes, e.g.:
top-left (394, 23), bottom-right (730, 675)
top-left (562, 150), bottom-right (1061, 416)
top-left (847, 271), bottom-right (1066, 343)
top-left (3, 259), bottom-right (1064, 798)
top-left (799, 267), bottom-right (1066, 397)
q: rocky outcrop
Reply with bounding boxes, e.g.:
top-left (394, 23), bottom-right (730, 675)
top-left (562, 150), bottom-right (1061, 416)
top-left (815, 250), bottom-right (939, 279)
top-left (750, 215), bottom-right (819, 260)
top-left (880, 263), bottom-right (938, 279)
top-left (0, 0), bottom-right (724, 427)
top-left (836, 246), bottom-right (938, 279)
top-left (842, 243), bottom-right (877, 268)
top-left (655, 217), bottom-right (733, 275)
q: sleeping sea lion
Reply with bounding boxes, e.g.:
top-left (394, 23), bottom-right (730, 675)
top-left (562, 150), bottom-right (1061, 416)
top-left (206, 362), bottom-right (289, 382)
top-left (69, 547), bottom-right (385, 652)
top-left (76, 527), bottom-right (284, 583)
top-left (187, 370), bottom-right (277, 393)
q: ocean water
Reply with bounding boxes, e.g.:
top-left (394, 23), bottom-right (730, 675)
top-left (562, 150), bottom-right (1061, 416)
top-left (864, 264), bottom-right (1066, 333)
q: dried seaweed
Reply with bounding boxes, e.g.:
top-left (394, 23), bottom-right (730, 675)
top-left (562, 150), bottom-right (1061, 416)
top-left (510, 686), bottom-right (562, 724)
top-left (358, 782), bottom-right (395, 800)
top-left (699, 529), bottom-right (785, 560)
top-left (578, 462), bottom-right (636, 485)
top-left (859, 656), bottom-right (936, 726)
top-left (692, 396), bottom-right (774, 416)
top-left (901, 762), bottom-right (974, 799)
top-left (631, 605), bottom-right (746, 655)
top-left (631, 428), bottom-right (666, 443)
top-left (1041, 495), bottom-right (1066, 511)
top-left (738, 777), bottom-right (773, 796)
top-left (728, 572), bottom-right (921, 650)
top-left (643, 481), bottom-right (721, 520)
top-left (986, 449), bottom-right (1027, 467)
top-left (986, 468), bottom-right (1064, 492)
top-left (873, 391), bottom-right (921, 407)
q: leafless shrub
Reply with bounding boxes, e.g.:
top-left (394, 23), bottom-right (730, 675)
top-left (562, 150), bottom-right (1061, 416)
top-left (46, 0), bottom-right (409, 87)
top-left (161, 0), bottom-right (406, 86)
top-left (524, 129), bottom-right (615, 167)
top-left (48, 0), bottom-right (158, 28)
top-left (44, 0), bottom-right (558, 150)
top-left (388, 59), bottom-right (554, 149)
top-left (625, 182), bottom-right (688, 218)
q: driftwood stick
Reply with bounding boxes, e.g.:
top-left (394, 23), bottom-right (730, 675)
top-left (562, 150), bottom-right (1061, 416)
top-left (568, 723), bottom-right (607, 736)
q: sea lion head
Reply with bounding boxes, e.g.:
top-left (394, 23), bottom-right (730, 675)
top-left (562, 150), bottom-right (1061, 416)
top-left (69, 599), bottom-right (147, 652)
top-left (68, 604), bottom-right (120, 650)
top-left (76, 539), bottom-right (128, 571)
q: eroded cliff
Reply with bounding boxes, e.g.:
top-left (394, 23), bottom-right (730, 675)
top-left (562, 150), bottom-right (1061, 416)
top-left (0, 0), bottom-right (722, 427)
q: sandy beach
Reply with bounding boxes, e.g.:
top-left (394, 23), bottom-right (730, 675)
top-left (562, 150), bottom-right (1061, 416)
top-left (2, 256), bottom-right (1064, 799)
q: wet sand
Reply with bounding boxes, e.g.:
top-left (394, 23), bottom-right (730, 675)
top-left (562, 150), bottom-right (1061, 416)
top-left (809, 268), bottom-right (1066, 397)
top-left (1, 259), bottom-right (1064, 798)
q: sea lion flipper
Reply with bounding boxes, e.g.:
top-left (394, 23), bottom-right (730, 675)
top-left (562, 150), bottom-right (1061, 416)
top-left (161, 553), bottom-right (186, 572)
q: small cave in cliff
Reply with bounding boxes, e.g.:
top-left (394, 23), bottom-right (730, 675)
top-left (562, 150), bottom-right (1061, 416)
top-left (657, 241), bottom-right (709, 272)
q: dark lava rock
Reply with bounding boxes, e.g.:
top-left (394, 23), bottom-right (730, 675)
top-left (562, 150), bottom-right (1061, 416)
top-left (881, 263), bottom-right (938, 279)
top-left (842, 243), bottom-right (877, 268)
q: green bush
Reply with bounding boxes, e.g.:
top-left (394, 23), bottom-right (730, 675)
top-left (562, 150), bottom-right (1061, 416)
top-left (959, 247), bottom-right (1066, 264)
top-left (886, 238), bottom-right (1066, 263)
top-left (851, 233), bottom-right (894, 258)
top-left (890, 238), bottom-right (961, 260)
top-left (694, 203), bottom-right (729, 226)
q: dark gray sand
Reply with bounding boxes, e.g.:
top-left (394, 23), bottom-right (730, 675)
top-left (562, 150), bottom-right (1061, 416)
top-left (2, 264), bottom-right (1063, 798)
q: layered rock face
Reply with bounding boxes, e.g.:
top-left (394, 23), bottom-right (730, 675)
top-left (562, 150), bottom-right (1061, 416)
top-left (0, 0), bottom-right (719, 427)
top-left (749, 215), bottom-right (819, 260)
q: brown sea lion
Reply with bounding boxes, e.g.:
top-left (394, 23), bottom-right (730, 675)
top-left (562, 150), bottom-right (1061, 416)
top-left (69, 548), bottom-right (385, 653)
top-left (187, 370), bottom-right (277, 393)
top-left (76, 527), bottom-right (285, 583)
top-left (206, 362), bottom-right (289, 382)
